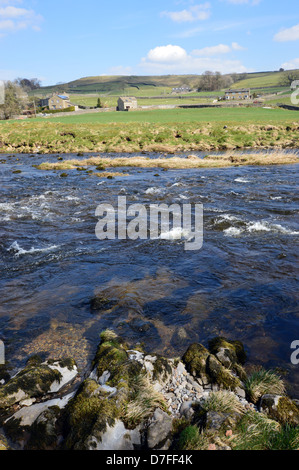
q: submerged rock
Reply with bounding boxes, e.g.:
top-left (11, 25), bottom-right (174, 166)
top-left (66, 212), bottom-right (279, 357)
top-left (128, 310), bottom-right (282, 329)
top-left (208, 337), bottom-right (247, 366)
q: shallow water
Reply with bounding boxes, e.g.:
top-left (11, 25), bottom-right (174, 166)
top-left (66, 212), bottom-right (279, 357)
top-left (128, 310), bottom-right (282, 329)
top-left (0, 152), bottom-right (298, 396)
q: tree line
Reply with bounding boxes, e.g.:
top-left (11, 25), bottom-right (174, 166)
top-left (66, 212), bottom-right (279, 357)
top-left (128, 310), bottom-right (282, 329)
top-left (197, 71), bottom-right (248, 92)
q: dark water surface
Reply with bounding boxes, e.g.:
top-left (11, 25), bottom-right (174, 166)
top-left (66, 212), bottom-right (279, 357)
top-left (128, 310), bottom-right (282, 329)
top-left (0, 152), bottom-right (298, 396)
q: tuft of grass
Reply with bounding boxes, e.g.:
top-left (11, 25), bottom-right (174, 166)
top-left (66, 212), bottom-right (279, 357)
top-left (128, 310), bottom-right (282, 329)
top-left (267, 424), bottom-right (299, 450)
top-left (245, 368), bottom-right (286, 404)
top-left (123, 373), bottom-right (168, 428)
top-left (99, 329), bottom-right (118, 343)
top-left (232, 411), bottom-right (299, 450)
top-left (177, 425), bottom-right (209, 450)
top-left (200, 391), bottom-right (245, 415)
top-left (232, 410), bottom-right (280, 450)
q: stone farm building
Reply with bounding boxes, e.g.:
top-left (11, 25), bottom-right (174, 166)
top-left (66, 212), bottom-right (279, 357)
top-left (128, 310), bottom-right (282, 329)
top-left (172, 86), bottom-right (192, 93)
top-left (40, 93), bottom-right (73, 110)
top-left (225, 89), bottom-right (251, 100)
top-left (117, 97), bottom-right (138, 111)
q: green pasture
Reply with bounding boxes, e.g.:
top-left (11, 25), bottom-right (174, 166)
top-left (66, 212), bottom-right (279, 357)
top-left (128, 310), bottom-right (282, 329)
top-left (30, 106), bottom-right (299, 125)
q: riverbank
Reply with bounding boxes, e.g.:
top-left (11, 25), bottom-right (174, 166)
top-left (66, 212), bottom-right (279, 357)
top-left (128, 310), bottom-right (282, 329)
top-left (0, 330), bottom-right (298, 451)
top-left (0, 119), bottom-right (299, 154)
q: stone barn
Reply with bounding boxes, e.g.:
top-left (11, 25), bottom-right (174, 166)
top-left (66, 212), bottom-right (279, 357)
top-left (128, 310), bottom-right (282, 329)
top-left (117, 96), bottom-right (137, 111)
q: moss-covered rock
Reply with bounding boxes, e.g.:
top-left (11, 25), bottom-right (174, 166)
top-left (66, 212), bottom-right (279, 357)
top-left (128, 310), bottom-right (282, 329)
top-left (63, 331), bottom-right (148, 449)
top-left (152, 356), bottom-right (172, 383)
top-left (25, 406), bottom-right (62, 450)
top-left (93, 330), bottom-right (129, 379)
top-left (92, 330), bottom-right (146, 407)
top-left (0, 356), bottom-right (77, 412)
top-left (2, 416), bottom-right (27, 445)
top-left (63, 378), bottom-right (120, 450)
top-left (0, 364), bottom-right (62, 410)
top-left (206, 355), bottom-right (241, 390)
top-left (260, 395), bottom-right (299, 427)
top-left (208, 337), bottom-right (247, 366)
top-left (0, 365), bottom-right (11, 385)
top-left (182, 343), bottom-right (210, 381)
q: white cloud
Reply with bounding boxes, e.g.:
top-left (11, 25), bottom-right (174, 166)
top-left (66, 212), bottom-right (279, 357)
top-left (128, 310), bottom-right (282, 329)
top-left (192, 42), bottom-right (244, 56)
top-left (274, 24), bottom-right (299, 42)
top-left (281, 58), bottom-right (299, 70)
top-left (0, 6), bottom-right (29, 17)
top-left (146, 45), bottom-right (188, 63)
top-left (140, 44), bottom-right (249, 75)
top-left (0, 0), bottom-right (22, 4)
top-left (161, 3), bottom-right (211, 23)
top-left (0, 1), bottom-right (42, 35)
top-left (232, 41), bottom-right (245, 50)
top-left (193, 44), bottom-right (231, 56)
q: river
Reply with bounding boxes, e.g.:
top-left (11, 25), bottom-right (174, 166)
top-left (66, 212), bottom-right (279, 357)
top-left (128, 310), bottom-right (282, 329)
top-left (0, 152), bottom-right (298, 396)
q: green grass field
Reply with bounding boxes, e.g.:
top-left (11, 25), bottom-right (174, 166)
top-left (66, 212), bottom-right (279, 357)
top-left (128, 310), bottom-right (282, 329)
top-left (1, 105), bottom-right (298, 154)
top-left (233, 71), bottom-right (288, 89)
top-left (32, 106), bottom-right (299, 125)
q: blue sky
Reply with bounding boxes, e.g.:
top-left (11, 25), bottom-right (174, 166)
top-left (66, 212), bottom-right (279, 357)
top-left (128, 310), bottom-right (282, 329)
top-left (0, 0), bottom-right (299, 85)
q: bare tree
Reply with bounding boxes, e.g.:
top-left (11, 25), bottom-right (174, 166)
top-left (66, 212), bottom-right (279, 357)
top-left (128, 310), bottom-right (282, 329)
top-left (280, 71), bottom-right (299, 87)
top-left (222, 75), bottom-right (234, 89)
top-left (198, 71), bottom-right (226, 92)
top-left (15, 78), bottom-right (41, 91)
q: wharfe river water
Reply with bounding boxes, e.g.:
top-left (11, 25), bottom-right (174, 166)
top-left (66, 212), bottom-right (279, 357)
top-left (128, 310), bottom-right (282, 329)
top-left (0, 152), bottom-right (298, 396)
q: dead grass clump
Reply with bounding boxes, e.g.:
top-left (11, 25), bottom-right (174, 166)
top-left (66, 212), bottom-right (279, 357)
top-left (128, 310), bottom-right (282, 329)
top-left (124, 373), bottom-right (168, 427)
top-left (36, 151), bottom-right (298, 171)
top-left (94, 171), bottom-right (129, 178)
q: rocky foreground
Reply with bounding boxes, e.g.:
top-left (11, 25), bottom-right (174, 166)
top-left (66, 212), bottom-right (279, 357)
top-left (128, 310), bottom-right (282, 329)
top-left (0, 330), bottom-right (298, 451)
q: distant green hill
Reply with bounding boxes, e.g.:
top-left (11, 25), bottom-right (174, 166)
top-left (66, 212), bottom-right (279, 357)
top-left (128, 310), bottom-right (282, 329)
top-left (35, 69), bottom-right (299, 98)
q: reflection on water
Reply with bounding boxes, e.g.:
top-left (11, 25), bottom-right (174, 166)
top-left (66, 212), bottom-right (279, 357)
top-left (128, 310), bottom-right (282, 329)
top-left (0, 152), bottom-right (298, 396)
